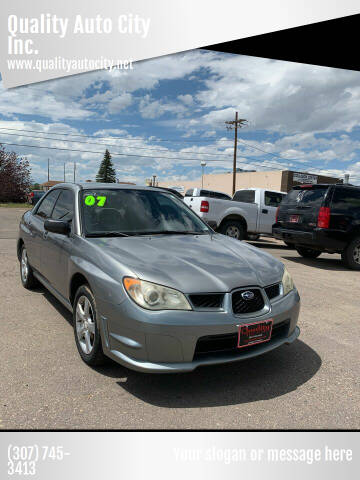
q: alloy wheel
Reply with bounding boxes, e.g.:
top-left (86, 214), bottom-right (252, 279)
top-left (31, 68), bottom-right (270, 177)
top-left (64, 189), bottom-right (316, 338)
top-left (21, 248), bottom-right (29, 282)
top-left (353, 244), bottom-right (360, 264)
top-left (226, 225), bottom-right (240, 239)
top-left (76, 296), bottom-right (96, 354)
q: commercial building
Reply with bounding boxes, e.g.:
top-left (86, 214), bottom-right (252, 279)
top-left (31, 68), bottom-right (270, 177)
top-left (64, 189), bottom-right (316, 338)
top-left (158, 170), bottom-right (342, 195)
top-left (41, 180), bottom-right (62, 191)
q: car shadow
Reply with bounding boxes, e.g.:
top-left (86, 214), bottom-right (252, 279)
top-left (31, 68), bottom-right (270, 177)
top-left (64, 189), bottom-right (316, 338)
top-left (95, 339), bottom-right (321, 408)
top-left (42, 289), bottom-right (73, 326)
top-left (282, 255), bottom-right (349, 271)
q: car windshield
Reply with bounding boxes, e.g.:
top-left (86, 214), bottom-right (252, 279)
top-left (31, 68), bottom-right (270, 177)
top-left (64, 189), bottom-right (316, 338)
top-left (81, 189), bottom-right (210, 236)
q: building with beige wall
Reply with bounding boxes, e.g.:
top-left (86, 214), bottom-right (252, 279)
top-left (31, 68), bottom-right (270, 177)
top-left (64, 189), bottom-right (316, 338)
top-left (158, 170), bottom-right (342, 195)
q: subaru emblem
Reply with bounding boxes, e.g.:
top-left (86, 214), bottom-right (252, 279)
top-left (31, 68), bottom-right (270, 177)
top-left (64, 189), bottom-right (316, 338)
top-left (241, 290), bottom-right (255, 300)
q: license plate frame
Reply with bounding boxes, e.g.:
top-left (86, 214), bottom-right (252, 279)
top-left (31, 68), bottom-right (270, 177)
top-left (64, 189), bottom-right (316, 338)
top-left (289, 214), bottom-right (300, 223)
top-left (237, 319), bottom-right (273, 348)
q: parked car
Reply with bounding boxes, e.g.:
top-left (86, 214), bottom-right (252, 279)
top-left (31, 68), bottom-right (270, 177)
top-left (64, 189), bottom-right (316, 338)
top-left (18, 183), bottom-right (300, 372)
top-left (28, 190), bottom-right (45, 205)
top-left (184, 187), bottom-right (286, 240)
top-left (273, 183), bottom-right (360, 270)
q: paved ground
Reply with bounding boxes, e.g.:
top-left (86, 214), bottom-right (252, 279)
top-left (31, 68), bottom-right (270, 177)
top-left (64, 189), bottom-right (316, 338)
top-left (0, 207), bottom-right (359, 430)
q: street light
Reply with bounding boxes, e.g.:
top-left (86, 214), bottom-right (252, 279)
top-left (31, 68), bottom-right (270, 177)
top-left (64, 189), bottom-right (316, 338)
top-left (201, 161), bottom-right (206, 188)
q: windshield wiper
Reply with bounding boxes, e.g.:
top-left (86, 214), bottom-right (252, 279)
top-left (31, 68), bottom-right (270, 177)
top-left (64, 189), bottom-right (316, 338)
top-left (86, 231), bottom-right (130, 238)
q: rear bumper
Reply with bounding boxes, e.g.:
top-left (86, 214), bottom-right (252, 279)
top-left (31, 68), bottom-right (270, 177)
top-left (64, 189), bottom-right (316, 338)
top-left (272, 227), bottom-right (346, 251)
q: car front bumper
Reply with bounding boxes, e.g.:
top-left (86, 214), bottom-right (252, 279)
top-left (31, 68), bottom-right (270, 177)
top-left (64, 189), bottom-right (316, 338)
top-left (98, 288), bottom-right (301, 373)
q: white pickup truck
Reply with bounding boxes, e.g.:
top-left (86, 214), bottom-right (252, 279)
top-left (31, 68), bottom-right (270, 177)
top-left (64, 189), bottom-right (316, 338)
top-left (184, 187), bottom-right (286, 240)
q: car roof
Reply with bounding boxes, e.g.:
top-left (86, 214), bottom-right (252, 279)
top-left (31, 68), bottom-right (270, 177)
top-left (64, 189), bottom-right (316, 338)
top-left (292, 183), bottom-right (359, 189)
top-left (51, 182), bottom-right (162, 192)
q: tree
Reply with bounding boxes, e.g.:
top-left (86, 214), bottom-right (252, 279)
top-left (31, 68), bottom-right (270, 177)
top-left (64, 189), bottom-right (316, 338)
top-left (32, 183), bottom-right (40, 190)
top-left (0, 145), bottom-right (31, 202)
top-left (96, 149), bottom-right (116, 183)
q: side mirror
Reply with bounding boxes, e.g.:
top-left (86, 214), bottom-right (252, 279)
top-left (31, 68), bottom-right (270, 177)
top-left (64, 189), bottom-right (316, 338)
top-left (44, 219), bottom-right (71, 235)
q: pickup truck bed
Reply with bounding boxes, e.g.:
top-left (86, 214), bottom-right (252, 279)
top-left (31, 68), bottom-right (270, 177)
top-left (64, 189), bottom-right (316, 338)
top-left (184, 188), bottom-right (286, 240)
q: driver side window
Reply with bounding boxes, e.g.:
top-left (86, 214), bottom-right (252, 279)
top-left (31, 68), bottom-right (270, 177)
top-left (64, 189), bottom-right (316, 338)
top-left (52, 189), bottom-right (74, 221)
top-left (35, 190), bottom-right (61, 219)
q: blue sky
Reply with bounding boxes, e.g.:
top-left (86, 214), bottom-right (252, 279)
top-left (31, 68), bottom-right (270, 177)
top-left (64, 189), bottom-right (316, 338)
top-left (1, 49), bottom-right (360, 185)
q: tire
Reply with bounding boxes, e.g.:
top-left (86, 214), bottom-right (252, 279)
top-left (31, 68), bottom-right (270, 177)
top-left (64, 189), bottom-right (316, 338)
top-left (220, 220), bottom-right (246, 240)
top-left (73, 285), bottom-right (106, 366)
top-left (20, 245), bottom-right (39, 289)
top-left (284, 241), bottom-right (295, 249)
top-left (296, 247), bottom-right (321, 259)
top-left (247, 234), bottom-right (260, 241)
top-left (341, 237), bottom-right (360, 270)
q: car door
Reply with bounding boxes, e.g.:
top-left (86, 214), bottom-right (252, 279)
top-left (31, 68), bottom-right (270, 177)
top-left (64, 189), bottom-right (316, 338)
top-left (27, 189), bottom-right (61, 272)
top-left (40, 188), bottom-right (75, 298)
top-left (259, 191), bottom-right (285, 233)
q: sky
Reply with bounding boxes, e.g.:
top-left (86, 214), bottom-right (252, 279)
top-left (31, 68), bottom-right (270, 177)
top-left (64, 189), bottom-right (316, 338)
top-left (1, 49), bottom-right (360, 186)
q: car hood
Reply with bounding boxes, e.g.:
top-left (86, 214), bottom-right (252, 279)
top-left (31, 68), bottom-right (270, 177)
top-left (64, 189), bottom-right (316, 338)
top-left (88, 233), bottom-right (284, 293)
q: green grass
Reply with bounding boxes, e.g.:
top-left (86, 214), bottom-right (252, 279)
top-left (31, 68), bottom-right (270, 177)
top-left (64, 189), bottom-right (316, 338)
top-left (0, 203), bottom-right (32, 208)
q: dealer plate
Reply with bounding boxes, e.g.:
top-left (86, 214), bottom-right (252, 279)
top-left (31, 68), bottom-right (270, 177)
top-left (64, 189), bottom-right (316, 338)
top-left (237, 319), bottom-right (273, 348)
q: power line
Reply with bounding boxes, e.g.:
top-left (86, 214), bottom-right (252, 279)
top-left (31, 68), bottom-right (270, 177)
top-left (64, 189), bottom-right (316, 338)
top-left (237, 138), bottom-right (290, 161)
top-left (0, 126), bottom-right (233, 144)
top-left (0, 140), bottom-right (300, 172)
top-left (0, 131), bottom-right (235, 158)
top-left (0, 126), bottom-right (313, 168)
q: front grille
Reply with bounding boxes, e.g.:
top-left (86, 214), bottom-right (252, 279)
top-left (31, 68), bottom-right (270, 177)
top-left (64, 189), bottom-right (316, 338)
top-left (232, 289), bottom-right (264, 314)
top-left (190, 294), bottom-right (224, 309)
top-left (194, 320), bottom-right (290, 359)
top-left (264, 283), bottom-right (280, 300)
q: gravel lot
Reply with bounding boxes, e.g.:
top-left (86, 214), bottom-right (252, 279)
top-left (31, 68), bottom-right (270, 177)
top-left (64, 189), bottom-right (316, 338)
top-left (0, 207), bottom-right (359, 430)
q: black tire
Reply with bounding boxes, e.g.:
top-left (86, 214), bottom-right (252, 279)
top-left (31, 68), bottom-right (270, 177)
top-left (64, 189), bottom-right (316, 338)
top-left (20, 245), bottom-right (39, 289)
top-left (296, 247), bottom-right (321, 259)
top-left (73, 285), bottom-right (106, 366)
top-left (284, 241), bottom-right (295, 249)
top-left (220, 220), bottom-right (246, 240)
top-left (341, 237), bottom-right (360, 270)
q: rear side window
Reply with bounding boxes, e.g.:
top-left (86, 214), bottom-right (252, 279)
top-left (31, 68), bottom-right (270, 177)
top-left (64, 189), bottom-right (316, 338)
top-left (265, 191), bottom-right (285, 207)
top-left (233, 190), bottom-right (255, 203)
top-left (35, 190), bottom-right (61, 219)
top-left (210, 192), bottom-right (231, 200)
top-left (282, 187), bottom-right (328, 207)
top-left (331, 187), bottom-right (360, 210)
top-left (52, 189), bottom-right (74, 221)
top-left (185, 189), bottom-right (194, 197)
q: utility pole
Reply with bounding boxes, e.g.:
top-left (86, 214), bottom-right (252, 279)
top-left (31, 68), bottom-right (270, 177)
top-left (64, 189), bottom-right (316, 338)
top-left (225, 112), bottom-right (247, 195)
top-left (47, 158), bottom-right (50, 182)
top-left (73, 161), bottom-right (76, 183)
top-left (63, 163), bottom-right (66, 182)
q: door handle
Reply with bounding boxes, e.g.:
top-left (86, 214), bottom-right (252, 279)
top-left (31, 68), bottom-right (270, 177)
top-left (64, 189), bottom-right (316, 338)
top-left (262, 209), bottom-right (268, 214)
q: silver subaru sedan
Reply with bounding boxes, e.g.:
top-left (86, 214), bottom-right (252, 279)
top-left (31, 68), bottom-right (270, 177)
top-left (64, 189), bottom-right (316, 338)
top-left (18, 183), bottom-right (300, 373)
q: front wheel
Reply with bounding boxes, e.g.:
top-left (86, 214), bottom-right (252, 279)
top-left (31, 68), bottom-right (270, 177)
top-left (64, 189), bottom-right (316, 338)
top-left (341, 237), bottom-right (360, 270)
top-left (296, 247), bottom-right (321, 259)
top-left (73, 285), bottom-right (106, 366)
top-left (220, 220), bottom-right (246, 240)
top-left (20, 245), bottom-right (39, 289)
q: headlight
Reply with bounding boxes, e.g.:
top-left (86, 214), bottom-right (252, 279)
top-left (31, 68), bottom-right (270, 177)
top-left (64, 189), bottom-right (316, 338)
top-left (123, 277), bottom-right (192, 311)
top-left (282, 267), bottom-right (294, 296)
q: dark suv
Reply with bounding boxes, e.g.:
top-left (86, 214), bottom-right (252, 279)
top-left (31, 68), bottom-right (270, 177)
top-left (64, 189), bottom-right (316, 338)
top-left (273, 184), bottom-right (360, 270)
